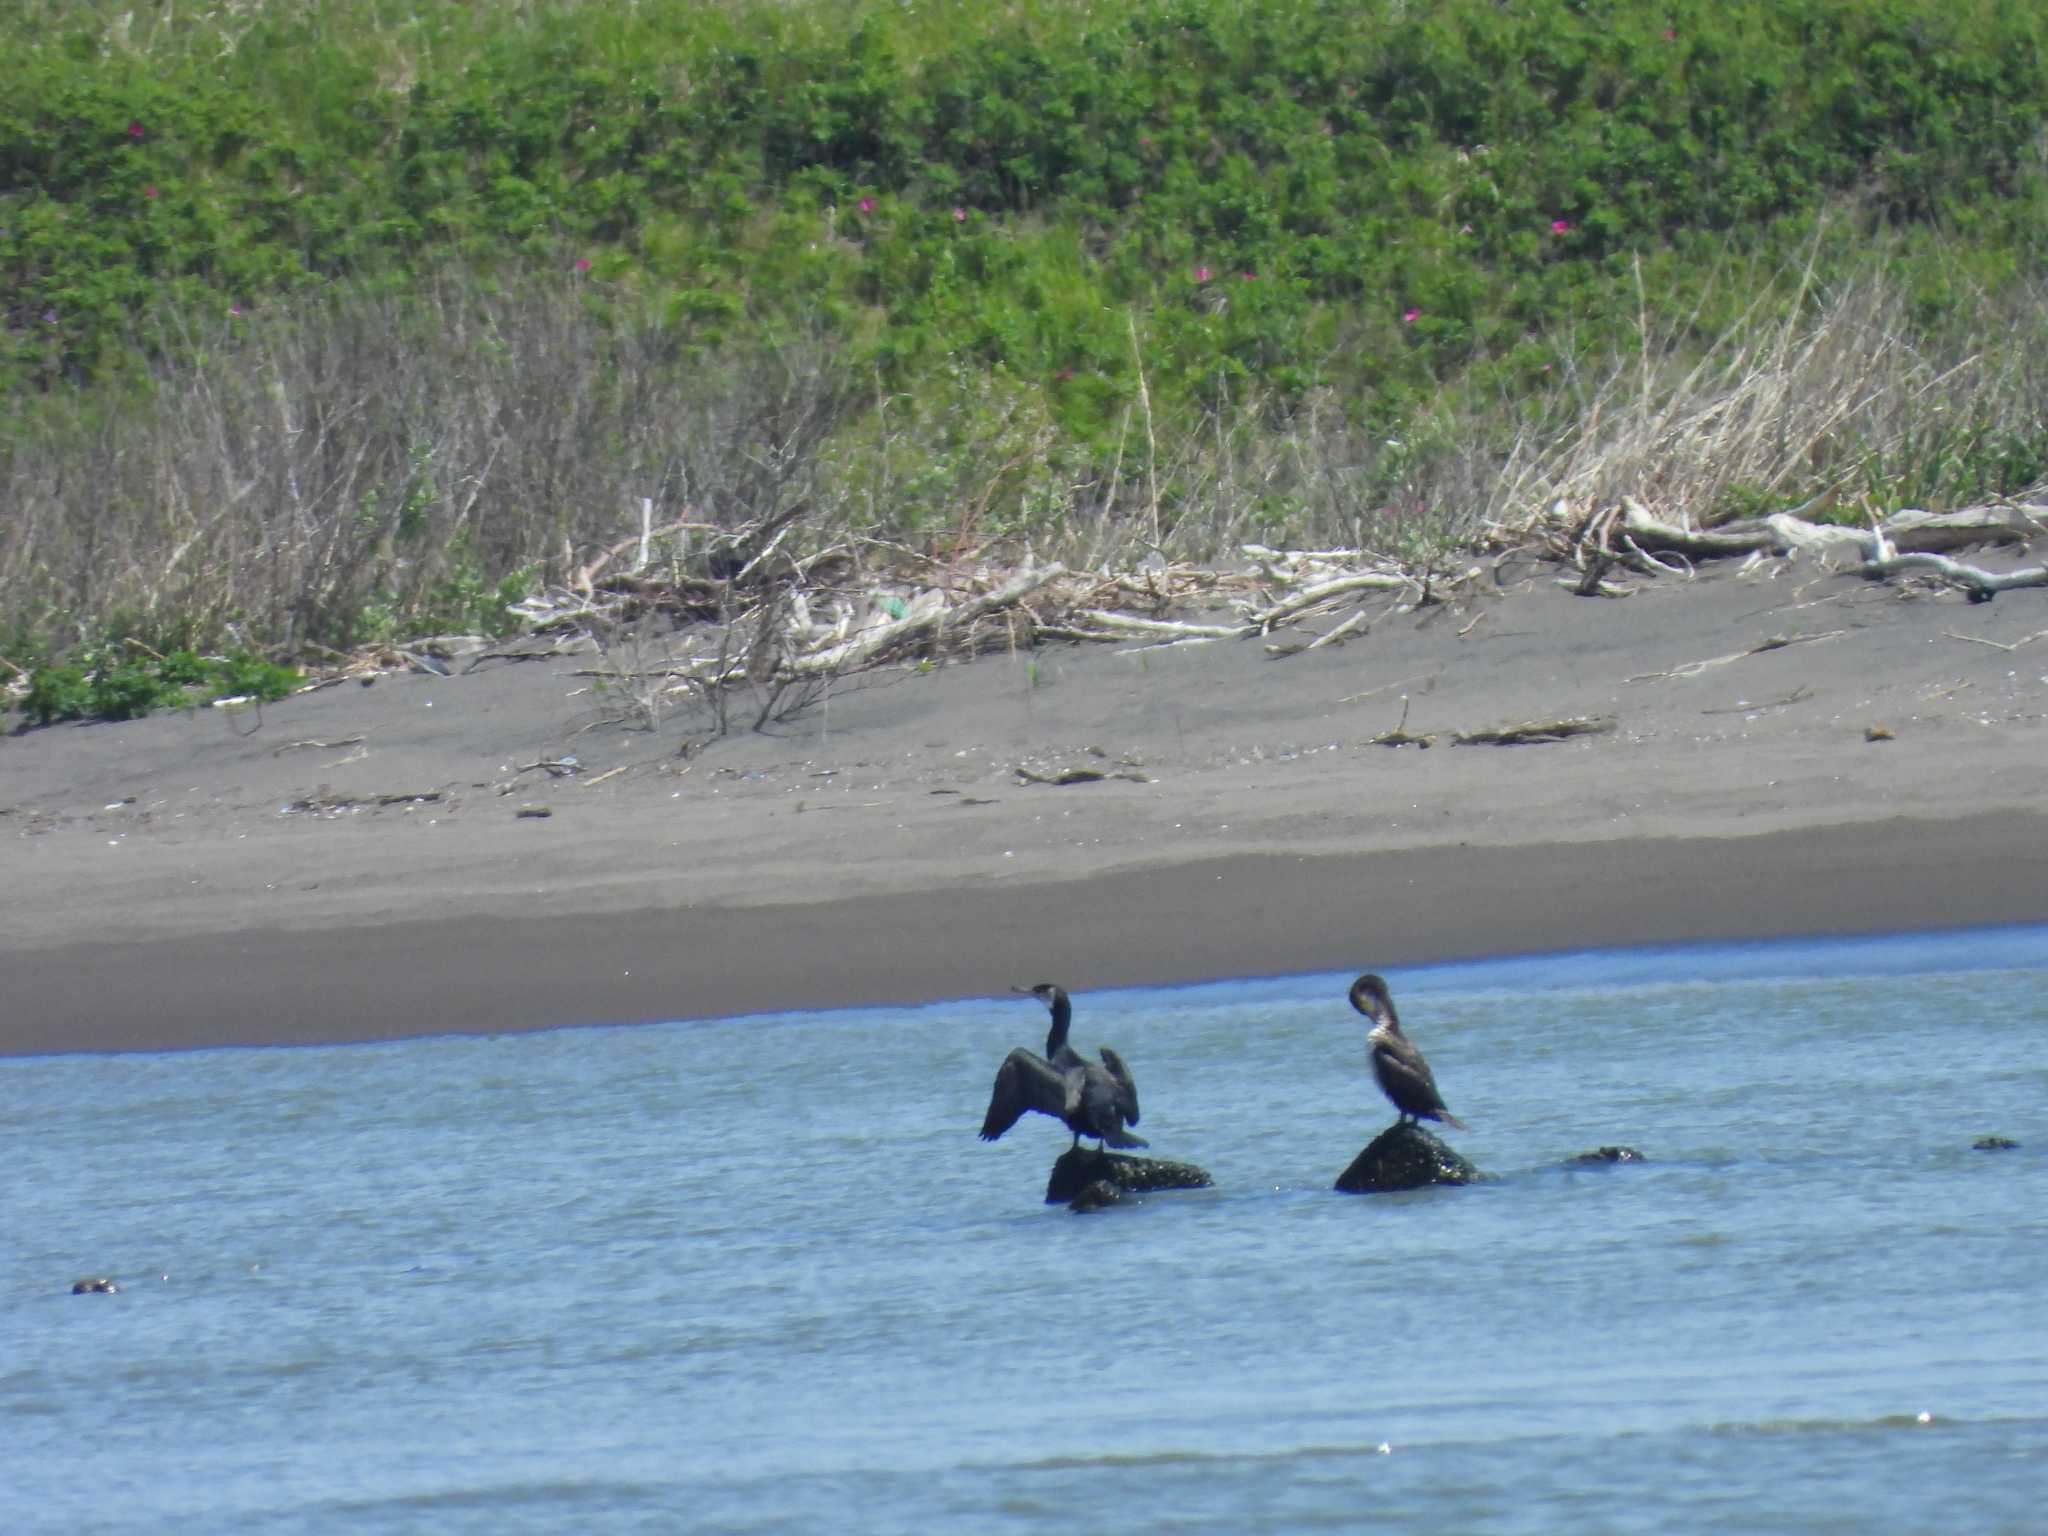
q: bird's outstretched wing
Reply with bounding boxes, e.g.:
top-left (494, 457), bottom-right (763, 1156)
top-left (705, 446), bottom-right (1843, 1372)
top-left (1078, 1050), bottom-right (1147, 1148)
top-left (1096, 1046), bottom-right (1140, 1127)
top-left (979, 1049), bottom-right (1072, 1141)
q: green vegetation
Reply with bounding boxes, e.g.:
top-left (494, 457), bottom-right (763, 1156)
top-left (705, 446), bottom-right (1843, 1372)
top-left (21, 648), bottom-right (299, 726)
top-left (5, 0), bottom-right (2047, 700)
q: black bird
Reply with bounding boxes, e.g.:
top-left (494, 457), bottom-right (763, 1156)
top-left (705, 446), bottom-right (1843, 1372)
top-left (980, 983), bottom-right (1146, 1150)
top-left (1349, 973), bottom-right (1466, 1131)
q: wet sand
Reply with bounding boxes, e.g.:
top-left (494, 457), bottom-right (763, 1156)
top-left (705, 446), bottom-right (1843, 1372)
top-left (6, 558), bottom-right (2046, 1055)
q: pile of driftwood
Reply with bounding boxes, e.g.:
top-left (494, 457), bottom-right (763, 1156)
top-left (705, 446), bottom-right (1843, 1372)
top-left (295, 492), bottom-right (2041, 729)
top-left (1553, 496), bottom-right (2048, 602)
top-left (478, 528), bottom-right (1476, 731)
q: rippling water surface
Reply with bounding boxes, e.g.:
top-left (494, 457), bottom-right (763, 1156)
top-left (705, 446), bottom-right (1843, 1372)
top-left (5, 928), bottom-right (2046, 1533)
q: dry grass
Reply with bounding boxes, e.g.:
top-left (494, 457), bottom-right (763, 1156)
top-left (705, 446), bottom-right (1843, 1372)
top-left (0, 276), bottom-right (845, 657)
top-left (6, 247), bottom-right (2046, 668)
top-left (1476, 253), bottom-right (2048, 545)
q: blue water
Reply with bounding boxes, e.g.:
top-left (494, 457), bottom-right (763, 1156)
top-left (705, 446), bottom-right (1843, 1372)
top-left (5, 928), bottom-right (2045, 1533)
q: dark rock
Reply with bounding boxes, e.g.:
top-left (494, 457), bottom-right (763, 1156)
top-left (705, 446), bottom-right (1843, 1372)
top-left (1568, 1145), bottom-right (1647, 1165)
top-left (71, 1277), bottom-right (118, 1295)
top-left (1973, 1135), bottom-right (2019, 1152)
top-left (1335, 1122), bottom-right (1480, 1193)
top-left (1045, 1146), bottom-right (1213, 1206)
top-left (1067, 1180), bottom-right (1124, 1213)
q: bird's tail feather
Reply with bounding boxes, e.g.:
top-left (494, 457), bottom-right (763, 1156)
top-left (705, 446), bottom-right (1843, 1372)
top-left (1102, 1127), bottom-right (1149, 1149)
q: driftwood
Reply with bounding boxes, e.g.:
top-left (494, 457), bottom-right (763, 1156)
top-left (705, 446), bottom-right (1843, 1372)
top-left (1615, 498), bottom-right (2043, 561)
top-left (571, 515), bottom-right (718, 593)
top-left (1246, 571), bottom-right (1415, 630)
top-left (1453, 715), bottom-right (1616, 746)
top-left (1859, 551), bottom-right (2048, 602)
top-left (1524, 497), bottom-right (2046, 605)
top-left (785, 564), bottom-right (1066, 677)
top-left (1073, 610), bottom-right (1250, 640)
top-left (1626, 630), bottom-right (1843, 683)
top-left (1368, 697), bottom-right (1435, 747)
top-left (271, 736), bottom-right (365, 755)
top-left (1015, 764), bottom-right (1151, 786)
top-left (1268, 605), bottom-right (1379, 656)
top-left (283, 790), bottom-right (443, 815)
top-left (1301, 607), bottom-right (1375, 651)
top-left (1597, 498), bottom-right (2047, 595)
top-left (1700, 685), bottom-right (1813, 715)
top-left (1369, 725), bottom-right (1435, 748)
top-left (1944, 627), bottom-right (2048, 651)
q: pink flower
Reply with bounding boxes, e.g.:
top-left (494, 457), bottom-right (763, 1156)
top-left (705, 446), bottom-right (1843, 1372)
top-left (1460, 223), bottom-right (1474, 236)
top-left (1240, 270), bottom-right (1258, 281)
top-left (574, 257), bottom-right (592, 273)
top-left (1662, 27), bottom-right (1676, 41)
top-left (1550, 218), bottom-right (1572, 235)
top-left (858, 197), bottom-right (874, 214)
top-left (228, 304), bottom-right (244, 317)
top-left (952, 206), bottom-right (967, 222)
top-left (1194, 266), bottom-right (1212, 283)
top-left (1055, 367), bottom-right (1074, 382)
top-left (126, 120), bottom-right (145, 140)
top-left (143, 185), bottom-right (158, 200)
top-left (1402, 308), bottom-right (1421, 325)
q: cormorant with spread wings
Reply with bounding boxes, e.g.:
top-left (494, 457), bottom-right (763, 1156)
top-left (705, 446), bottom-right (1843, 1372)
top-left (980, 983), bottom-right (1145, 1150)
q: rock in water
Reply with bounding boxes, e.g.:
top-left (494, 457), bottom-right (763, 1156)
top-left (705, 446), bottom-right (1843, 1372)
top-left (1567, 1145), bottom-right (1646, 1165)
top-left (1335, 1122), bottom-right (1480, 1193)
top-left (1067, 1180), bottom-right (1124, 1213)
top-left (71, 1277), bottom-right (118, 1295)
top-left (1045, 1146), bottom-right (1213, 1207)
top-left (1973, 1135), bottom-right (2019, 1152)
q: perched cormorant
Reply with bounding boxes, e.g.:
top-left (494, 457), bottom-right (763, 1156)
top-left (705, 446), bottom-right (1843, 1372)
top-left (1349, 973), bottom-right (1466, 1131)
top-left (979, 983), bottom-right (1146, 1150)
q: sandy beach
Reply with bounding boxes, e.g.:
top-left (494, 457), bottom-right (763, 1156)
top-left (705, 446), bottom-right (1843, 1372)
top-left (6, 556), bottom-right (2046, 1056)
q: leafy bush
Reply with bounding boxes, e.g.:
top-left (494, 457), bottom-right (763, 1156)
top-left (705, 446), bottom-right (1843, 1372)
top-left (17, 650), bottom-right (299, 727)
top-left (4, 0), bottom-right (2047, 664)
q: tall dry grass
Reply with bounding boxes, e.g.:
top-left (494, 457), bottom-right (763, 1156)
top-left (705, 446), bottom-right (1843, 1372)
top-left (5, 250), bottom-right (2045, 667)
top-left (1477, 254), bottom-right (2048, 542)
top-left (1, 275), bottom-right (847, 659)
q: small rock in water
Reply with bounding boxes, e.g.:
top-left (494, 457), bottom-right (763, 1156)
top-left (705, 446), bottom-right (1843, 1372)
top-left (1567, 1145), bottom-right (1646, 1165)
top-left (1045, 1146), bottom-right (1213, 1207)
top-left (1067, 1180), bottom-right (1124, 1213)
top-left (1335, 1122), bottom-right (1480, 1193)
top-left (1972, 1135), bottom-right (2019, 1152)
top-left (71, 1277), bottom-right (118, 1295)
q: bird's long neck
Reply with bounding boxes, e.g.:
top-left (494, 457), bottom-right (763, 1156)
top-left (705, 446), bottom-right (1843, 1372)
top-left (1044, 993), bottom-right (1072, 1057)
top-left (1353, 984), bottom-right (1400, 1036)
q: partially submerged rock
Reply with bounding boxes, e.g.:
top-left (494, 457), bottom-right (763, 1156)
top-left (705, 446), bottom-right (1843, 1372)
top-left (1067, 1180), bottom-right (1124, 1213)
top-left (1567, 1145), bottom-right (1646, 1165)
top-left (1046, 1146), bottom-right (1213, 1207)
top-left (1973, 1135), bottom-right (2019, 1152)
top-left (1335, 1122), bottom-right (1480, 1193)
top-left (71, 1277), bottom-right (118, 1295)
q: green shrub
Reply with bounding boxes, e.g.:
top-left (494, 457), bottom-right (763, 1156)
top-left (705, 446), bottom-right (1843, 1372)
top-left (17, 650), bottom-right (299, 726)
top-left (5, 0), bottom-right (2048, 663)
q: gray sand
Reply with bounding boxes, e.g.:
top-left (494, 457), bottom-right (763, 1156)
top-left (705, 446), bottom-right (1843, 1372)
top-left (6, 561), bottom-right (2045, 1054)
